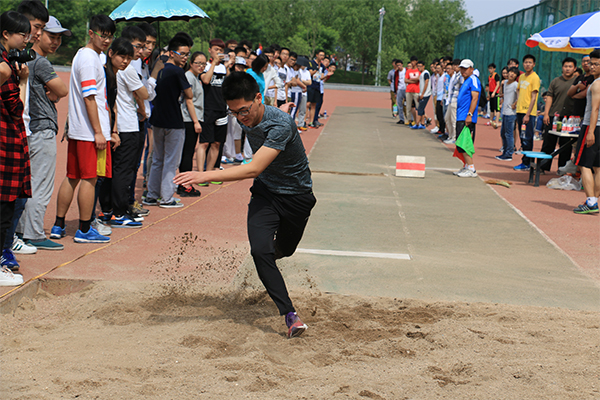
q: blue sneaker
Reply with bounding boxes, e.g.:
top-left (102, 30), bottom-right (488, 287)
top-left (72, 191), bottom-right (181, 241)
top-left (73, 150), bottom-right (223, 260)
top-left (74, 227), bottom-right (110, 243)
top-left (410, 124), bottom-right (419, 130)
top-left (513, 163), bottom-right (530, 171)
top-left (1, 248), bottom-right (20, 271)
top-left (417, 124), bottom-right (426, 129)
top-left (110, 214), bottom-right (142, 228)
top-left (573, 202), bottom-right (599, 214)
top-left (50, 225), bottom-right (66, 239)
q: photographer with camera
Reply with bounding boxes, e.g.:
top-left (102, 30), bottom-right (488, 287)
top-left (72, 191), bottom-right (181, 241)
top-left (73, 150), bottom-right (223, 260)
top-left (0, 11), bottom-right (33, 286)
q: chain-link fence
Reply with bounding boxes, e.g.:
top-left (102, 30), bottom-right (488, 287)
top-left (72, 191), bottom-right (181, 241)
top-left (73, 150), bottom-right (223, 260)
top-left (454, 0), bottom-right (600, 91)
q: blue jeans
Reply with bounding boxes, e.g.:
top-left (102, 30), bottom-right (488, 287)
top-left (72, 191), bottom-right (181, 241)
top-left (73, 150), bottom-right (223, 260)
top-left (535, 115), bottom-right (544, 132)
top-left (517, 113), bottom-right (535, 165)
top-left (4, 198), bottom-right (27, 249)
top-left (500, 114), bottom-right (516, 157)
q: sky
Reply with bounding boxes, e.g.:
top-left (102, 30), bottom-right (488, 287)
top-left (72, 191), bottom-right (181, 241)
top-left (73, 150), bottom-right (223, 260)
top-left (464, 0), bottom-right (540, 28)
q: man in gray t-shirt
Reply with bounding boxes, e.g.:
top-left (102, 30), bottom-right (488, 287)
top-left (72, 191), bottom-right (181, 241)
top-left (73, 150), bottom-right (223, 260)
top-left (175, 72), bottom-right (316, 339)
top-left (17, 16), bottom-right (69, 250)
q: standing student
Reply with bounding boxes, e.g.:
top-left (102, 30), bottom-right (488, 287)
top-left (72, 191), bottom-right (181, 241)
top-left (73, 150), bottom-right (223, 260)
top-left (496, 67), bottom-right (519, 161)
top-left (404, 56), bottom-right (420, 126)
top-left (513, 54), bottom-right (541, 171)
top-left (306, 50), bottom-right (324, 128)
top-left (144, 36), bottom-right (196, 208)
top-left (178, 51), bottom-right (205, 197)
top-left (0, 11), bottom-right (31, 284)
top-left (453, 59), bottom-right (481, 178)
top-left (197, 39), bottom-right (231, 185)
top-left (18, 16), bottom-right (69, 251)
top-left (411, 61), bottom-right (431, 130)
top-left (395, 60), bottom-right (406, 125)
top-left (51, 14), bottom-right (115, 243)
top-left (487, 63), bottom-right (500, 128)
top-left (387, 59), bottom-right (397, 117)
top-left (175, 72), bottom-right (315, 338)
top-left (572, 50), bottom-right (600, 214)
top-left (105, 26), bottom-right (148, 227)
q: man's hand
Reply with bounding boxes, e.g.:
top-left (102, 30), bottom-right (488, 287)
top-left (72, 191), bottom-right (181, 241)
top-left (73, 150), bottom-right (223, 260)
top-left (543, 114), bottom-right (550, 126)
top-left (279, 102), bottom-right (295, 114)
top-left (209, 47), bottom-right (221, 63)
top-left (194, 121), bottom-right (202, 134)
top-left (94, 132), bottom-right (107, 150)
top-left (523, 114), bottom-right (530, 125)
top-left (45, 86), bottom-right (60, 103)
top-left (110, 132), bottom-right (120, 149)
top-left (586, 131), bottom-right (595, 147)
top-left (466, 115), bottom-right (472, 125)
top-left (419, 94), bottom-right (423, 100)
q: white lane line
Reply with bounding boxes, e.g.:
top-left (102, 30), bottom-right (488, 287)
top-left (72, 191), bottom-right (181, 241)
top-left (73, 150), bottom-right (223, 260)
top-left (296, 248), bottom-right (411, 260)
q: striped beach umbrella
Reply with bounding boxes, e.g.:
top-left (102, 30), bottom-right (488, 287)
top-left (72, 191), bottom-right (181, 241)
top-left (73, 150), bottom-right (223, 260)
top-left (526, 11), bottom-right (600, 54)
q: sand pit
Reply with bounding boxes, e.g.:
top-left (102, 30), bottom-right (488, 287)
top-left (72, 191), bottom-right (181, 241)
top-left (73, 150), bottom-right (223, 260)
top-left (2, 275), bottom-right (599, 400)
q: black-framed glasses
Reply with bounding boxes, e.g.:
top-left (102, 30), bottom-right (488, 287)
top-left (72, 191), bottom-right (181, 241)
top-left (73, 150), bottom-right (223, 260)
top-left (173, 50), bottom-right (190, 58)
top-left (227, 100), bottom-right (256, 117)
top-left (192, 61), bottom-right (207, 66)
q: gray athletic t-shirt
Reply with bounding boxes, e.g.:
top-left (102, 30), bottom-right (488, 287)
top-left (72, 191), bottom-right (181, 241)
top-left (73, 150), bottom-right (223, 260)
top-left (241, 105), bottom-right (312, 195)
top-left (28, 55), bottom-right (59, 132)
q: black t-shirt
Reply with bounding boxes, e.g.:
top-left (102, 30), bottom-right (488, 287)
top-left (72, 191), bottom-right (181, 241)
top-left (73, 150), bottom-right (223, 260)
top-left (308, 59), bottom-right (320, 89)
top-left (150, 63), bottom-right (190, 129)
top-left (201, 62), bottom-right (227, 113)
top-left (571, 74), bottom-right (595, 117)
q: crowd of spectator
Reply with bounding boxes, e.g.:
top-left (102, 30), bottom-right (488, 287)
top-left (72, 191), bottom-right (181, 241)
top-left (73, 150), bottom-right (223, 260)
top-left (387, 52), bottom-right (599, 209)
top-left (0, 0), bottom-right (337, 286)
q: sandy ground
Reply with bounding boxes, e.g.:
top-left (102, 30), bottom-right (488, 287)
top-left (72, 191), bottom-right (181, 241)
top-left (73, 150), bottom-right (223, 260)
top-left (2, 267), bottom-right (599, 400)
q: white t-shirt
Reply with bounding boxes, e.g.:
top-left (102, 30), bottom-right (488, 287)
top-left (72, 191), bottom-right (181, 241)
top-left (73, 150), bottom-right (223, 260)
top-left (289, 69), bottom-right (301, 94)
top-left (299, 68), bottom-right (311, 96)
top-left (116, 63), bottom-right (144, 132)
top-left (68, 47), bottom-right (111, 141)
top-left (131, 58), bottom-right (154, 118)
top-left (397, 68), bottom-right (406, 91)
top-left (276, 65), bottom-right (288, 101)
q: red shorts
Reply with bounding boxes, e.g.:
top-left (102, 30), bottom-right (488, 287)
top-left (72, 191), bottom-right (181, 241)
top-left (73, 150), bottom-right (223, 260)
top-left (66, 139), bottom-right (112, 179)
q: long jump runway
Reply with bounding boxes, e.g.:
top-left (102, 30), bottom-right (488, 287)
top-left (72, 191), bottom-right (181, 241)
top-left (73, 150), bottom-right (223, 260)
top-left (242, 106), bottom-right (600, 311)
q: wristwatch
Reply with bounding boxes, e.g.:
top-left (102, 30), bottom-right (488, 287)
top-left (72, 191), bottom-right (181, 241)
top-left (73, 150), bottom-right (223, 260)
top-left (467, 112), bottom-right (473, 116)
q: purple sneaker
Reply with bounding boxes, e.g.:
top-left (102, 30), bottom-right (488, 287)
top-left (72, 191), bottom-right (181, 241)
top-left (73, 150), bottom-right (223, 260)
top-left (285, 312), bottom-right (307, 338)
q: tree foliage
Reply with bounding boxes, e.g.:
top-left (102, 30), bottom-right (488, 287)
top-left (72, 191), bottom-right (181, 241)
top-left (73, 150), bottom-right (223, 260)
top-left (0, 0), bottom-right (471, 83)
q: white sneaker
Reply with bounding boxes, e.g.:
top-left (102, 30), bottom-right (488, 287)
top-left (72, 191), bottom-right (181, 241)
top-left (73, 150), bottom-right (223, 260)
top-left (0, 266), bottom-right (23, 286)
top-left (453, 167), bottom-right (466, 176)
top-left (430, 126), bottom-right (439, 134)
top-left (92, 218), bottom-right (112, 236)
top-left (443, 138), bottom-right (456, 144)
top-left (457, 169), bottom-right (478, 178)
top-left (12, 236), bottom-right (37, 255)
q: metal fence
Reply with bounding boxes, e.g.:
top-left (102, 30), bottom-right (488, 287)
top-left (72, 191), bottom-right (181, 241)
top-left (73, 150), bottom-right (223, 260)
top-left (454, 0), bottom-right (600, 91)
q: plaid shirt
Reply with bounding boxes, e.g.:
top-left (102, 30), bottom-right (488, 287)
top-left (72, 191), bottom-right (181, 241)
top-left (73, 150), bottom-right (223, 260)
top-left (0, 47), bottom-right (31, 202)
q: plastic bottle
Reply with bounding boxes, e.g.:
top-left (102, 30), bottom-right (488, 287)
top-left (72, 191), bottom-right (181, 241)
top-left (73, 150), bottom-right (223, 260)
top-left (561, 116), bottom-right (568, 132)
top-left (324, 110), bottom-right (327, 118)
top-left (567, 116), bottom-right (574, 132)
top-left (552, 113), bottom-right (558, 131)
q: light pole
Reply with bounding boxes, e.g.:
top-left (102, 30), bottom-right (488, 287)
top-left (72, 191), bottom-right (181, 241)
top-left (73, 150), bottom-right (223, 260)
top-left (375, 6), bottom-right (385, 86)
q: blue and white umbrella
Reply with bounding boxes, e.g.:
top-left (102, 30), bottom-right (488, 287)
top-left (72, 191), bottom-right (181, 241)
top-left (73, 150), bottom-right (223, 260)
top-left (526, 11), bottom-right (600, 54)
top-left (110, 0), bottom-right (209, 23)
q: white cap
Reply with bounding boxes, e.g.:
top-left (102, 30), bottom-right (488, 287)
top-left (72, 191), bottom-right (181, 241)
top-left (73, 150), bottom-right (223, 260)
top-left (459, 59), bottom-right (474, 69)
top-left (44, 16), bottom-right (72, 36)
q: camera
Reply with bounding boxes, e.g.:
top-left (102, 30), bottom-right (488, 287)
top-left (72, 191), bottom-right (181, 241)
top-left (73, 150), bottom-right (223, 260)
top-left (7, 48), bottom-right (36, 66)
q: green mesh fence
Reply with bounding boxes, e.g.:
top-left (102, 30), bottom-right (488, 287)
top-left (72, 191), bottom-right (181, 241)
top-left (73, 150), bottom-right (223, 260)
top-left (454, 0), bottom-right (600, 91)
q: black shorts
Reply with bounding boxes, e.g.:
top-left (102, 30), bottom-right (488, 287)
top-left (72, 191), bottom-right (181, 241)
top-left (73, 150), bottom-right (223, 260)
top-left (574, 125), bottom-right (600, 168)
top-left (200, 109), bottom-right (227, 144)
top-left (489, 96), bottom-right (500, 112)
top-left (455, 120), bottom-right (476, 153)
top-left (307, 87), bottom-right (321, 103)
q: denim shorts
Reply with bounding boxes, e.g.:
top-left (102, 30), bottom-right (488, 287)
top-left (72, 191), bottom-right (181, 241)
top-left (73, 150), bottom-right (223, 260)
top-left (417, 96), bottom-right (430, 116)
